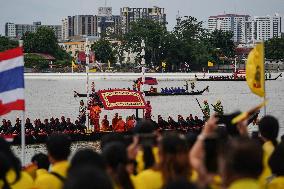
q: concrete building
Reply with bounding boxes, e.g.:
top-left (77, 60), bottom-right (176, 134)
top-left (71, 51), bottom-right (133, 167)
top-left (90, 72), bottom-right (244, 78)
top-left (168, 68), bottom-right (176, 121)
top-left (97, 7), bottom-right (122, 37)
top-left (120, 6), bottom-right (167, 33)
top-left (208, 13), bottom-right (282, 43)
top-left (5, 23), bottom-right (16, 38)
top-left (62, 15), bottom-right (98, 40)
top-left (252, 14), bottom-right (282, 41)
top-left (208, 14), bottom-right (251, 43)
top-left (5, 21), bottom-right (62, 40)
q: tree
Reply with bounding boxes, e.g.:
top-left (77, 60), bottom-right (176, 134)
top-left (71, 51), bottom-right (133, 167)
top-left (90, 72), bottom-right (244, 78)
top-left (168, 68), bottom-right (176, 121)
top-left (208, 30), bottom-right (235, 64)
top-left (265, 37), bottom-right (284, 60)
top-left (123, 19), bottom-right (168, 67)
top-left (22, 27), bottom-right (71, 61)
top-left (0, 36), bottom-right (18, 52)
top-left (169, 16), bottom-right (210, 70)
top-left (91, 39), bottom-right (116, 63)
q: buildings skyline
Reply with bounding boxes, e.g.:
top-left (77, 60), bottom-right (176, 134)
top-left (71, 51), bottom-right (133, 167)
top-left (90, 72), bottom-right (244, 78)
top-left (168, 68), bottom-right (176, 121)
top-left (208, 13), bottom-right (282, 44)
top-left (4, 5), bottom-right (283, 44)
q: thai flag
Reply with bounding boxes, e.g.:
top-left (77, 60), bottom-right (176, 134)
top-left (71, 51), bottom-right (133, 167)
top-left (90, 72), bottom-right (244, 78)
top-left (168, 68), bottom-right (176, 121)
top-left (0, 47), bottom-right (25, 115)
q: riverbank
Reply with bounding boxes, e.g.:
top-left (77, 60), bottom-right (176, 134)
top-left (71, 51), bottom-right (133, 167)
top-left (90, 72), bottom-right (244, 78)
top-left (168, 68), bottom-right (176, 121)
top-left (24, 72), bottom-right (284, 80)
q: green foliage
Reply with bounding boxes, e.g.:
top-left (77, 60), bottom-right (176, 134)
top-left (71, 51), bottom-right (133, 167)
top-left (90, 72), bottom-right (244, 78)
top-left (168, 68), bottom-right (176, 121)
top-left (0, 36), bottom-right (18, 52)
top-left (208, 30), bottom-right (236, 63)
top-left (24, 54), bottom-right (49, 69)
top-left (91, 39), bottom-right (116, 63)
top-left (123, 19), bottom-right (168, 67)
top-left (22, 27), bottom-right (71, 61)
top-left (120, 17), bottom-right (236, 71)
top-left (265, 37), bottom-right (284, 60)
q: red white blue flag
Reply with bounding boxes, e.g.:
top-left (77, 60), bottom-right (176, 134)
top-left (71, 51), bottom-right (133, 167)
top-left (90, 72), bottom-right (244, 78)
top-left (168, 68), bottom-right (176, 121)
top-left (0, 47), bottom-right (25, 115)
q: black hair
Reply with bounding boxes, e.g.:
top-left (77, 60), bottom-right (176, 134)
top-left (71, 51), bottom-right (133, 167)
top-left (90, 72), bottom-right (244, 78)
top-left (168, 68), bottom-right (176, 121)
top-left (70, 148), bottom-right (106, 170)
top-left (102, 142), bottom-right (134, 189)
top-left (100, 133), bottom-right (125, 150)
top-left (269, 141), bottom-right (284, 176)
top-left (31, 153), bottom-right (50, 170)
top-left (164, 179), bottom-right (197, 189)
top-left (64, 165), bottom-right (113, 189)
top-left (159, 133), bottom-right (190, 185)
top-left (46, 134), bottom-right (71, 161)
top-left (133, 119), bottom-right (157, 134)
top-left (222, 137), bottom-right (263, 182)
top-left (0, 152), bottom-right (12, 189)
top-left (0, 138), bottom-right (21, 185)
top-left (259, 115), bottom-right (279, 147)
top-left (142, 144), bottom-right (155, 170)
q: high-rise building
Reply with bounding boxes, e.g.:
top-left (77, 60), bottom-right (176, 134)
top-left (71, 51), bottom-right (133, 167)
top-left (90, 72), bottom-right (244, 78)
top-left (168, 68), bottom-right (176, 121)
top-left (97, 7), bottom-right (122, 37)
top-left (208, 14), bottom-right (251, 43)
top-left (5, 21), bottom-right (62, 40)
top-left (252, 14), bottom-right (282, 41)
top-left (208, 13), bottom-right (282, 43)
top-left (62, 15), bottom-right (98, 40)
top-left (5, 23), bottom-right (16, 38)
top-left (120, 6), bottom-right (167, 33)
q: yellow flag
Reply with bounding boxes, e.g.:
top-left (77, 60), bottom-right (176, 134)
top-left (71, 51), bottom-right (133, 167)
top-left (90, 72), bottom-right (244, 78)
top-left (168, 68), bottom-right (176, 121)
top-left (162, 62), bottom-right (166, 68)
top-left (72, 61), bottom-right (78, 69)
top-left (208, 61), bottom-right (214, 67)
top-left (89, 68), bottom-right (97, 73)
top-left (246, 43), bottom-right (265, 97)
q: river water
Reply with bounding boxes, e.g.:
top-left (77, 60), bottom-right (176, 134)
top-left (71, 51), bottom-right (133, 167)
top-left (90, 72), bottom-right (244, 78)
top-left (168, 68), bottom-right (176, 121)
top-left (1, 75), bottom-right (283, 164)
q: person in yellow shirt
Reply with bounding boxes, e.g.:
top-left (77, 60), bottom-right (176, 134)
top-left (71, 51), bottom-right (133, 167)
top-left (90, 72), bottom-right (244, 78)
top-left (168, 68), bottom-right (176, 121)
top-left (0, 138), bottom-right (34, 189)
top-left (219, 138), bottom-right (263, 189)
top-left (267, 141), bottom-right (284, 189)
top-left (102, 142), bottom-right (134, 189)
top-left (30, 153), bottom-right (50, 180)
top-left (134, 133), bottom-right (192, 189)
top-left (258, 116), bottom-right (279, 189)
top-left (34, 134), bottom-right (71, 189)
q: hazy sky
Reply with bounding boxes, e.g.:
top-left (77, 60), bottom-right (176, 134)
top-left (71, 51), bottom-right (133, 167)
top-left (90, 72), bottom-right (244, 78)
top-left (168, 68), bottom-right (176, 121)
top-left (1, 0), bottom-right (283, 35)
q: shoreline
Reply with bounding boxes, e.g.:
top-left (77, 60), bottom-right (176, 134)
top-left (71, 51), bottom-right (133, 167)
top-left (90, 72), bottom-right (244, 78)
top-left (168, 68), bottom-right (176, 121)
top-left (25, 72), bottom-right (283, 81)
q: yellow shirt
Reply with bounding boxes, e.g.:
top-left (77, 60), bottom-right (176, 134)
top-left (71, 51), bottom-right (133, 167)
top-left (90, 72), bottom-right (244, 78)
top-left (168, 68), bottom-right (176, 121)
top-left (267, 176), bottom-right (284, 189)
top-left (35, 169), bottom-right (49, 179)
top-left (136, 147), bottom-right (159, 173)
top-left (0, 170), bottom-right (34, 189)
top-left (34, 161), bottom-right (69, 189)
top-left (259, 141), bottom-right (275, 189)
top-left (229, 178), bottom-right (259, 189)
top-left (133, 169), bottom-right (163, 189)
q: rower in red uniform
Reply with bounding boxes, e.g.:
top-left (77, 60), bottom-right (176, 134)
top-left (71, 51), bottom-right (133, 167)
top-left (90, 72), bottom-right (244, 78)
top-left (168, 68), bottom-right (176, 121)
top-left (90, 102), bottom-right (101, 132)
top-left (101, 115), bottom-right (110, 131)
top-left (144, 101), bottom-right (152, 119)
top-left (114, 116), bottom-right (126, 132)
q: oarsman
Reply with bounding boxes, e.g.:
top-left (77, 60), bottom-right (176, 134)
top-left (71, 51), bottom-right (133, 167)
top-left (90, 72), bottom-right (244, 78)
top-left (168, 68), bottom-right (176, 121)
top-left (184, 81), bottom-right (189, 92)
top-left (89, 102), bottom-right (101, 132)
top-left (114, 116), bottom-right (126, 132)
top-left (144, 101), bottom-right (152, 119)
top-left (101, 115), bottom-right (110, 131)
top-left (112, 113), bottom-right (119, 130)
top-left (190, 82), bottom-right (195, 91)
top-left (78, 100), bottom-right (86, 125)
top-left (212, 100), bottom-right (224, 116)
top-left (202, 100), bottom-right (210, 121)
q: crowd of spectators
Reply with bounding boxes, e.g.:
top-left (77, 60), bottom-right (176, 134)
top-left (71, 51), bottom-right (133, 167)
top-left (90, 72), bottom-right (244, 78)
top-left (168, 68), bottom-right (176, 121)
top-left (0, 114), bottom-right (284, 189)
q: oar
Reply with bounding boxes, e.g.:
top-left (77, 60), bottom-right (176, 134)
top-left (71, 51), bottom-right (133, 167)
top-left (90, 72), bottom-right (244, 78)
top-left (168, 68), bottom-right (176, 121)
top-left (195, 98), bottom-right (205, 116)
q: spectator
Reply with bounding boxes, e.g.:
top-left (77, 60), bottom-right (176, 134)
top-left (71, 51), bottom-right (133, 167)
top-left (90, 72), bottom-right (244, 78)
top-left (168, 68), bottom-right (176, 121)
top-left (34, 134), bottom-right (71, 189)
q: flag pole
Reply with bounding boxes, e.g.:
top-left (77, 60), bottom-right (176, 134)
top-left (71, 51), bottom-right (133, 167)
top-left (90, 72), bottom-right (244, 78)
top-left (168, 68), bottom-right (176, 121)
top-left (19, 40), bottom-right (26, 165)
top-left (85, 38), bottom-right (90, 130)
top-left (263, 41), bottom-right (266, 115)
